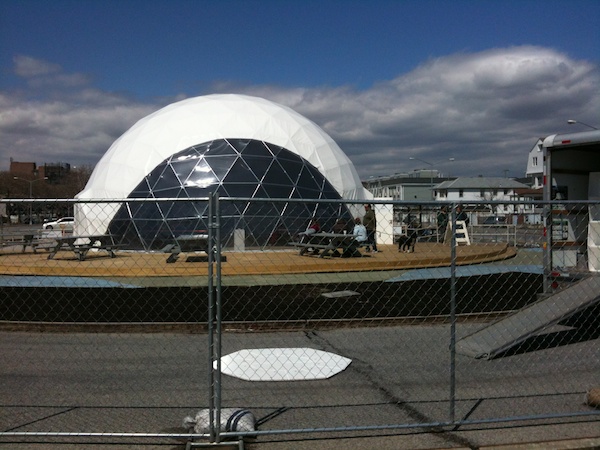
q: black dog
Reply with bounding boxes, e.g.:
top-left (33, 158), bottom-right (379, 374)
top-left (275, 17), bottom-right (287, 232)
top-left (397, 231), bottom-right (417, 253)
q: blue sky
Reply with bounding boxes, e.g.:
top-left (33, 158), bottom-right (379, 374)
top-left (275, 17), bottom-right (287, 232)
top-left (1, 0), bottom-right (599, 179)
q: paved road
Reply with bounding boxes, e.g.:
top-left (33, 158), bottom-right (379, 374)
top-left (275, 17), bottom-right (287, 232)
top-left (1, 321), bottom-right (598, 449)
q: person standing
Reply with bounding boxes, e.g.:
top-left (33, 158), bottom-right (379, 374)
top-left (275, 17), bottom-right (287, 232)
top-left (456, 205), bottom-right (469, 225)
top-left (363, 204), bottom-right (378, 252)
top-left (436, 206), bottom-right (448, 243)
top-left (455, 204), bottom-right (470, 242)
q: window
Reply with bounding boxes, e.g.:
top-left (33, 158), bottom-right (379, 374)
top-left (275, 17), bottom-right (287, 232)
top-left (459, 189), bottom-right (464, 198)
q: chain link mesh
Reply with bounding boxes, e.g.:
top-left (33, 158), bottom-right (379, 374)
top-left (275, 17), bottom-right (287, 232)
top-left (1, 197), bottom-right (598, 446)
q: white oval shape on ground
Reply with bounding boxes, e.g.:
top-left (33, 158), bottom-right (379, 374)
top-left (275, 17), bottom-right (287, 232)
top-left (217, 347), bottom-right (352, 381)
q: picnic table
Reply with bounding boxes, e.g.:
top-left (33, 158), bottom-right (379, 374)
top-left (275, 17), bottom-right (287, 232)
top-left (47, 234), bottom-right (120, 261)
top-left (163, 233), bottom-right (210, 263)
top-left (289, 232), bottom-right (362, 258)
top-left (0, 233), bottom-right (37, 253)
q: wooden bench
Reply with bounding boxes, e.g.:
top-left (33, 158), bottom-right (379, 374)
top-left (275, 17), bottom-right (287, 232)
top-left (289, 233), bottom-right (362, 258)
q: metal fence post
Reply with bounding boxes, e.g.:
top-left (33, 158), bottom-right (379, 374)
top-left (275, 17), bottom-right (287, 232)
top-left (214, 192), bottom-right (223, 443)
top-left (207, 193), bottom-right (216, 442)
top-left (449, 202), bottom-right (457, 423)
top-left (207, 192), bottom-right (223, 443)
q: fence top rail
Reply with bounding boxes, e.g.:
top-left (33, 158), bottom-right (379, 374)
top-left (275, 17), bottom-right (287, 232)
top-left (3, 197), bottom-right (600, 207)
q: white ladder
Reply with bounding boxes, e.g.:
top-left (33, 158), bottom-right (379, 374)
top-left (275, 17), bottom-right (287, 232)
top-left (444, 220), bottom-right (470, 245)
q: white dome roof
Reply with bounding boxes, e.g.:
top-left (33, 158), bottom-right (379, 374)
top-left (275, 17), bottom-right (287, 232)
top-left (75, 94), bottom-right (369, 235)
top-left (79, 94), bottom-right (365, 201)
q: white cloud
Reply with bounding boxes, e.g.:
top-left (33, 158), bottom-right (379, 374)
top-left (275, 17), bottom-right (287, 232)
top-left (13, 55), bottom-right (91, 89)
top-left (13, 55), bottom-right (61, 77)
top-left (1, 47), bottom-right (598, 180)
top-left (275, 46), bottom-right (599, 178)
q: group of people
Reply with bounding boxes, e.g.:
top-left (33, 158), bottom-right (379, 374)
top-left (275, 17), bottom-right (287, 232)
top-left (301, 203), bottom-right (470, 250)
top-left (354, 204), bottom-right (378, 252)
top-left (299, 204), bottom-right (378, 253)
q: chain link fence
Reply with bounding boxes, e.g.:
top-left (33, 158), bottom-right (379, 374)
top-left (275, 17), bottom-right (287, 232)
top-left (0, 197), bottom-right (599, 447)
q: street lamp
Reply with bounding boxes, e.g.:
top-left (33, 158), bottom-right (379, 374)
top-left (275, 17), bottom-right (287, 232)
top-left (567, 119), bottom-right (598, 130)
top-left (409, 157), bottom-right (455, 199)
top-left (13, 176), bottom-right (48, 225)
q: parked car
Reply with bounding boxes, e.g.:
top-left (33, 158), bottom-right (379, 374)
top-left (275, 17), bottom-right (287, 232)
top-left (482, 216), bottom-right (507, 225)
top-left (43, 217), bottom-right (75, 231)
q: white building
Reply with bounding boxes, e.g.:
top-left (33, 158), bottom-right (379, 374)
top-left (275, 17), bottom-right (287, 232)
top-left (433, 177), bottom-right (530, 216)
top-left (363, 170), bottom-right (451, 201)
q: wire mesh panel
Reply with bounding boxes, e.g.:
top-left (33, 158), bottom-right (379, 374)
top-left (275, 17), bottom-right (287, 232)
top-left (453, 202), bottom-right (600, 429)
top-left (0, 199), bottom-right (212, 447)
top-left (212, 198), bottom-right (600, 444)
top-left (0, 197), bottom-right (599, 448)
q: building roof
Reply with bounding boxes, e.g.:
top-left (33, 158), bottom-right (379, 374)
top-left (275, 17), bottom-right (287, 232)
top-left (434, 177), bottom-right (529, 190)
top-left (364, 177), bottom-right (454, 187)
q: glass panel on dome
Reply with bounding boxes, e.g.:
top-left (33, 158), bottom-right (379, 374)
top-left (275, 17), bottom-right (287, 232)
top-left (184, 173), bottom-right (219, 190)
top-left (321, 183), bottom-right (340, 197)
top-left (131, 201), bottom-right (163, 221)
top-left (276, 159), bottom-right (302, 184)
top-left (245, 200), bottom-right (279, 218)
top-left (295, 185), bottom-right (323, 199)
top-left (251, 185), bottom-right (271, 201)
top-left (130, 219), bottom-right (158, 247)
top-left (203, 155), bottom-right (237, 180)
top-left (227, 138), bottom-right (251, 153)
top-left (130, 177), bottom-right (153, 196)
top-left (141, 166), bottom-right (169, 193)
top-left (171, 159), bottom-right (197, 180)
top-left (219, 200), bottom-right (246, 219)
top-left (193, 156), bottom-right (212, 170)
top-left (168, 200), bottom-right (202, 219)
top-left (107, 136), bottom-right (352, 250)
top-left (147, 223), bottom-right (175, 249)
top-left (271, 146), bottom-right (301, 161)
top-left (223, 159), bottom-right (260, 183)
top-left (262, 160), bottom-right (294, 186)
top-left (243, 156), bottom-right (272, 179)
top-left (296, 167), bottom-right (322, 192)
top-left (151, 165), bottom-right (181, 190)
top-left (204, 139), bottom-right (236, 156)
top-left (262, 183), bottom-right (293, 199)
top-left (183, 187), bottom-right (212, 200)
top-left (150, 186), bottom-right (183, 197)
top-left (168, 218), bottom-right (206, 237)
top-left (153, 199), bottom-right (172, 219)
top-left (239, 140), bottom-right (272, 157)
top-left (220, 183), bottom-right (258, 198)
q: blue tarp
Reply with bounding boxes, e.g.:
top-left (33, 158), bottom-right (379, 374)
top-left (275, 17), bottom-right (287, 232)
top-left (0, 275), bottom-right (141, 288)
top-left (386, 265), bottom-right (543, 282)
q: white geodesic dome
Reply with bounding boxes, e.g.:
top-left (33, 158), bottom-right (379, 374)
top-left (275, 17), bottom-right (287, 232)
top-left (75, 94), bottom-right (370, 236)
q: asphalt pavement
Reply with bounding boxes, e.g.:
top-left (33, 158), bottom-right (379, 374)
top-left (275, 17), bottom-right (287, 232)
top-left (1, 322), bottom-right (599, 449)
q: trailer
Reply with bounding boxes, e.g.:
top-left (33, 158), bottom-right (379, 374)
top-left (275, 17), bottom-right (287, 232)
top-left (540, 130), bottom-right (600, 278)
